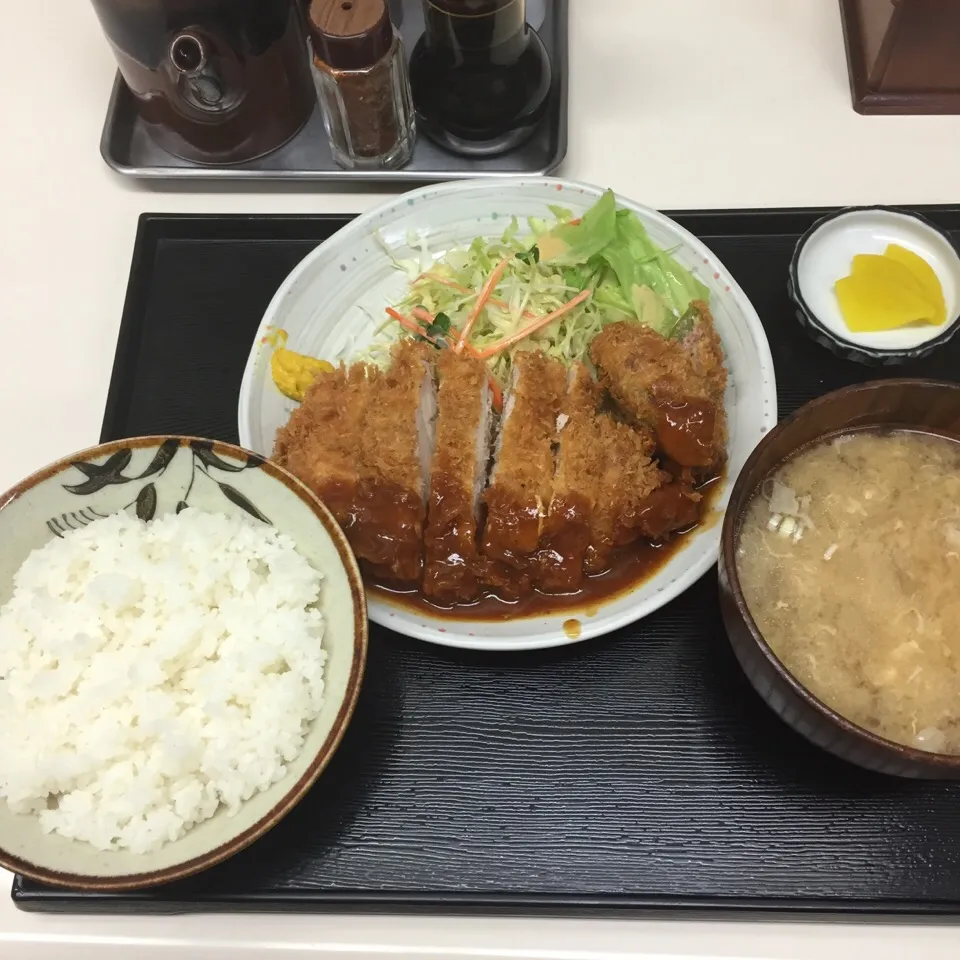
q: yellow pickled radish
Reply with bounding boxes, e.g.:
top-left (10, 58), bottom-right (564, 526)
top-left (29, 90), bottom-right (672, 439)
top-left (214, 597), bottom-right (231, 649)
top-left (835, 248), bottom-right (946, 333)
top-left (883, 243), bottom-right (947, 325)
top-left (850, 254), bottom-right (935, 311)
top-left (836, 267), bottom-right (935, 333)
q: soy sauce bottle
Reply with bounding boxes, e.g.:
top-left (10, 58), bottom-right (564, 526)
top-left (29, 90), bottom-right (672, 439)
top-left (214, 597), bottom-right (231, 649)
top-left (409, 0), bottom-right (551, 157)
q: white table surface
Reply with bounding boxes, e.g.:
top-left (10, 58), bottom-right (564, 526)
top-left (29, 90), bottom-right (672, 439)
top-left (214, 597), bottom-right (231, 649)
top-left (2, 0), bottom-right (960, 957)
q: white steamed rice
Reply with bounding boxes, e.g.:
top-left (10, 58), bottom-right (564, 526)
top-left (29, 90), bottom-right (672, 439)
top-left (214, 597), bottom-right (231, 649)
top-left (0, 509), bottom-right (326, 854)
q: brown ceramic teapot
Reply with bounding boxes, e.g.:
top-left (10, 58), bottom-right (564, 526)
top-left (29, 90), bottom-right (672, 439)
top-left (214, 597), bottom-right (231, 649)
top-left (91, 0), bottom-right (316, 163)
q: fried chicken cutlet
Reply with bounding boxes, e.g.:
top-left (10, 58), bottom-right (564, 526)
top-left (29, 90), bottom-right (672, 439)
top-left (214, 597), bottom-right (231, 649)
top-left (422, 351), bottom-right (493, 605)
top-left (351, 340), bottom-right (436, 585)
top-left (274, 304), bottom-right (723, 601)
top-left (534, 364), bottom-right (602, 593)
top-left (482, 351), bottom-right (566, 570)
top-left (583, 413), bottom-right (663, 575)
top-left (590, 309), bottom-right (728, 470)
top-left (272, 362), bottom-right (370, 533)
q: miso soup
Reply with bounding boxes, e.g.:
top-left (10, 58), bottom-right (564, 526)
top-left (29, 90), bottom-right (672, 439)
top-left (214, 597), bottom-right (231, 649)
top-left (737, 429), bottom-right (960, 754)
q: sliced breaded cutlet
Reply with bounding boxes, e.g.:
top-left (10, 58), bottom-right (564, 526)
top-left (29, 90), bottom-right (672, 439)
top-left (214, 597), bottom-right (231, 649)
top-left (352, 340), bottom-right (436, 585)
top-left (422, 350), bottom-right (493, 605)
top-left (590, 317), bottom-right (728, 470)
top-left (535, 364), bottom-right (603, 594)
top-left (482, 351), bottom-right (567, 569)
top-left (584, 414), bottom-right (663, 575)
top-left (272, 362), bottom-right (370, 533)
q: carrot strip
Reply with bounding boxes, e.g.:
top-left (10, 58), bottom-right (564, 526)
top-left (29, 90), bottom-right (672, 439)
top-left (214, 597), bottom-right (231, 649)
top-left (410, 307), bottom-right (486, 360)
top-left (384, 307), bottom-right (444, 348)
top-left (493, 298), bottom-right (537, 321)
top-left (455, 256), bottom-right (513, 352)
top-left (416, 270), bottom-right (537, 321)
top-left (415, 273), bottom-right (470, 293)
top-left (488, 373), bottom-right (503, 413)
top-left (386, 307), bottom-right (502, 410)
top-left (475, 290), bottom-right (593, 361)
top-left (411, 306), bottom-right (439, 326)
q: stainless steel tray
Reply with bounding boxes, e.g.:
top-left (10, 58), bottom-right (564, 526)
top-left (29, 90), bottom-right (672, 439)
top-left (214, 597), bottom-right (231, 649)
top-left (99, 0), bottom-right (568, 183)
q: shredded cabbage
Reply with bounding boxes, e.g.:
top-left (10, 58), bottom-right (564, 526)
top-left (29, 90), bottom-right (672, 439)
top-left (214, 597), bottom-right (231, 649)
top-left (364, 190), bottom-right (711, 388)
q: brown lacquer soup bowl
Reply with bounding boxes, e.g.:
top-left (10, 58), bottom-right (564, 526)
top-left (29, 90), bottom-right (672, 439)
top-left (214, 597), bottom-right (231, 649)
top-left (718, 380), bottom-right (960, 779)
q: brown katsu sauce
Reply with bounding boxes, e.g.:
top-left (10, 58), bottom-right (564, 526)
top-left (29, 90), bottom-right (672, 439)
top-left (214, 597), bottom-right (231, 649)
top-left (482, 488), bottom-right (543, 564)
top-left (631, 482), bottom-right (703, 542)
top-left (534, 493), bottom-right (591, 593)
top-left (312, 478), bottom-right (359, 533)
top-left (422, 473), bottom-right (483, 605)
top-left (352, 479), bottom-right (425, 585)
top-left (370, 474), bottom-right (723, 622)
top-left (655, 397), bottom-right (717, 468)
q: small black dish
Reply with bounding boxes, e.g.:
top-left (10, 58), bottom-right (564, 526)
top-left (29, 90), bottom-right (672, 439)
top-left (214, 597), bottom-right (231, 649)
top-left (788, 205), bottom-right (960, 365)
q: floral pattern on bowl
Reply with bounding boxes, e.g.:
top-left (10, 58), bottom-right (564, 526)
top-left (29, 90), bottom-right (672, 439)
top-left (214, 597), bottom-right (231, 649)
top-left (48, 438), bottom-right (269, 536)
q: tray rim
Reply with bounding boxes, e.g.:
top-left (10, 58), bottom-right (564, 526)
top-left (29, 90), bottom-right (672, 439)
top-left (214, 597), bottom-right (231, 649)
top-left (98, 0), bottom-right (569, 183)
top-left (16, 877), bottom-right (960, 919)
top-left (19, 202), bottom-right (960, 919)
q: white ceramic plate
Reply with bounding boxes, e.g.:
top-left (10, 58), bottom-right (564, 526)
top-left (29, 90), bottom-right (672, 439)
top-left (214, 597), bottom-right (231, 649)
top-left (238, 178), bottom-right (777, 651)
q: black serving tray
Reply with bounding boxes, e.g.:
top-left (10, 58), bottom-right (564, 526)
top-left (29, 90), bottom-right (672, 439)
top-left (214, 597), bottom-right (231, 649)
top-left (15, 207), bottom-right (960, 917)
top-left (100, 0), bottom-right (567, 182)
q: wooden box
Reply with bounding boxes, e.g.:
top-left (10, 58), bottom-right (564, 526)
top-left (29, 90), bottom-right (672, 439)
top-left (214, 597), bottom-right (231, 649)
top-left (840, 0), bottom-right (960, 113)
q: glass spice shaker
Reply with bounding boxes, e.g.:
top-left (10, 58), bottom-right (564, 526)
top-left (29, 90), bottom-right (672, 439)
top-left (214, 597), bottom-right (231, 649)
top-left (307, 0), bottom-right (415, 170)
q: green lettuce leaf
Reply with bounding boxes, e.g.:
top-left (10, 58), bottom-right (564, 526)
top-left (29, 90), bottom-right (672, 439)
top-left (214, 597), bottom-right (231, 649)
top-left (537, 189), bottom-right (618, 266)
top-left (599, 208), bottom-right (710, 327)
top-left (539, 192), bottom-right (709, 330)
